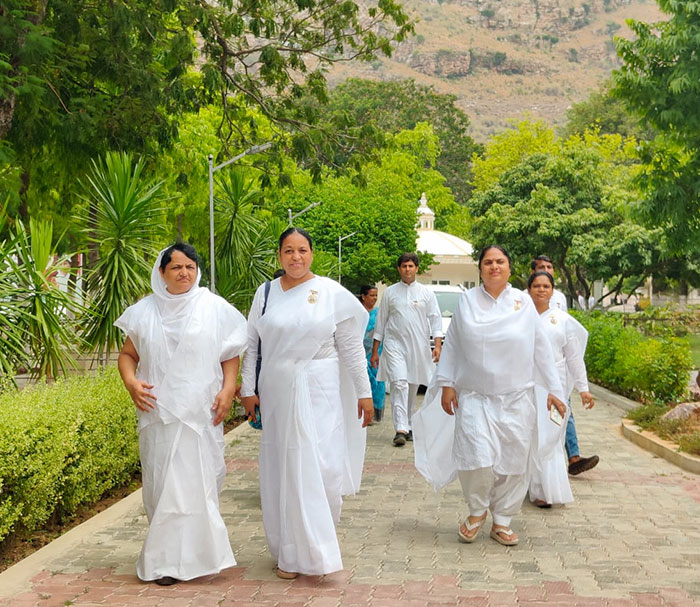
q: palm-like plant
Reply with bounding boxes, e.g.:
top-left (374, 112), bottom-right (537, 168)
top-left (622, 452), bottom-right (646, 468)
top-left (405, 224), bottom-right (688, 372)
top-left (0, 213), bottom-right (83, 379)
top-left (215, 169), bottom-right (282, 312)
top-left (78, 151), bottom-right (165, 362)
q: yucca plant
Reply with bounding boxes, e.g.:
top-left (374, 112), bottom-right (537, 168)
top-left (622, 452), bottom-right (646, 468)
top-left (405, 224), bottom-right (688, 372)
top-left (0, 215), bottom-right (83, 379)
top-left (78, 151), bottom-right (165, 363)
top-left (215, 169), bottom-right (282, 312)
top-left (0, 211), bottom-right (33, 378)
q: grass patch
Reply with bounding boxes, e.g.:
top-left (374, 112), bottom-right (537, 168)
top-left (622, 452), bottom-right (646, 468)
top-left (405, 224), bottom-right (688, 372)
top-left (686, 333), bottom-right (700, 368)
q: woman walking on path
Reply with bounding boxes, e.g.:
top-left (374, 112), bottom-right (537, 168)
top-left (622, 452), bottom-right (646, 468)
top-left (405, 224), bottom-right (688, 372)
top-left (240, 227), bottom-right (373, 579)
top-left (413, 245), bottom-right (565, 547)
top-left (360, 284), bottom-right (386, 422)
top-left (115, 243), bottom-right (247, 585)
top-left (527, 271), bottom-right (595, 507)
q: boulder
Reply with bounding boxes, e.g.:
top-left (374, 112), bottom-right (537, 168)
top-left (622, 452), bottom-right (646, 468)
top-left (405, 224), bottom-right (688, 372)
top-left (661, 402), bottom-right (700, 421)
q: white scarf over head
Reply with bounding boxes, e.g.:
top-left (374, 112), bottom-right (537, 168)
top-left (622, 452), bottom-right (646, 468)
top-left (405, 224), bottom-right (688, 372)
top-left (115, 248), bottom-right (247, 434)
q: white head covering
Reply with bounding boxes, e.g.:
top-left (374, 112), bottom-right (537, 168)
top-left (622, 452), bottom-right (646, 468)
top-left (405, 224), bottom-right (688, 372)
top-left (151, 246), bottom-right (205, 355)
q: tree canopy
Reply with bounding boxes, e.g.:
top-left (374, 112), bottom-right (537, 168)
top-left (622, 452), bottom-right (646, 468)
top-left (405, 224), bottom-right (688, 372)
top-left (468, 124), bottom-right (671, 302)
top-left (0, 0), bottom-right (413, 223)
top-left (321, 78), bottom-right (481, 204)
top-left (613, 0), bottom-right (700, 250)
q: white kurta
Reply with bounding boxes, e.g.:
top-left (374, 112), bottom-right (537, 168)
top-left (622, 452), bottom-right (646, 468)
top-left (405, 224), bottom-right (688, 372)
top-left (413, 284), bottom-right (564, 491)
top-left (240, 276), bottom-right (371, 575)
top-left (529, 308), bottom-right (589, 505)
top-left (550, 288), bottom-right (568, 311)
top-left (373, 281), bottom-right (442, 386)
top-left (115, 259), bottom-right (247, 582)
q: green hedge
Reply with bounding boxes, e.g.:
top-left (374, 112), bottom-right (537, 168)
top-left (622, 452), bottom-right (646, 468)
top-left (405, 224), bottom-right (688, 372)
top-left (0, 367), bottom-right (139, 543)
top-left (574, 311), bottom-right (692, 405)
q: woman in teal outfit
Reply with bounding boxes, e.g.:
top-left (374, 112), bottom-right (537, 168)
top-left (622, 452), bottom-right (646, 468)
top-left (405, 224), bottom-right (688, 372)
top-left (360, 285), bottom-right (386, 421)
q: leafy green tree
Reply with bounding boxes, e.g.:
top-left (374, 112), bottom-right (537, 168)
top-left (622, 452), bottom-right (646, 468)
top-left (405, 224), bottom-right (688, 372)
top-left (77, 152), bottom-right (165, 362)
top-left (320, 79), bottom-right (481, 203)
top-left (561, 82), bottom-right (651, 140)
top-left (471, 119), bottom-right (557, 193)
top-left (613, 0), bottom-right (700, 249)
top-left (269, 124), bottom-right (453, 292)
top-left (469, 128), bottom-right (664, 302)
top-left (1, 0), bottom-right (413, 225)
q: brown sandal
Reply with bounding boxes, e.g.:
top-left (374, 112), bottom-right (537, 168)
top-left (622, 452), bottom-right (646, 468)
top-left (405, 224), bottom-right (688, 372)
top-left (275, 566), bottom-right (298, 580)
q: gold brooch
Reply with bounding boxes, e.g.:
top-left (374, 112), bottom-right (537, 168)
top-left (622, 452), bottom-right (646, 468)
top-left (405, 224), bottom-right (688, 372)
top-left (308, 290), bottom-right (318, 304)
top-left (514, 300), bottom-right (522, 311)
top-left (550, 316), bottom-right (558, 324)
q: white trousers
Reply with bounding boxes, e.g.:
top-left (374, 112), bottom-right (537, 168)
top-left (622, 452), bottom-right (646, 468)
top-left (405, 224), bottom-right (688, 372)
top-left (390, 380), bottom-right (418, 433)
top-left (458, 467), bottom-right (528, 528)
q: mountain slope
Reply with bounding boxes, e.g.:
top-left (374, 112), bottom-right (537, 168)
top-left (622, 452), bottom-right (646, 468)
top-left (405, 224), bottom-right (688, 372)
top-left (329, 0), bottom-right (663, 141)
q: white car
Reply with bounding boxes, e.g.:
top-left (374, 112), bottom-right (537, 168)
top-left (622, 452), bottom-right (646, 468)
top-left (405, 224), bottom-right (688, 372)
top-left (425, 283), bottom-right (466, 345)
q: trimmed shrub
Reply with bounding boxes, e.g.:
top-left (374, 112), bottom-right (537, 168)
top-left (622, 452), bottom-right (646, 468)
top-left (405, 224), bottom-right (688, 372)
top-left (575, 311), bottom-right (692, 404)
top-left (0, 367), bottom-right (139, 543)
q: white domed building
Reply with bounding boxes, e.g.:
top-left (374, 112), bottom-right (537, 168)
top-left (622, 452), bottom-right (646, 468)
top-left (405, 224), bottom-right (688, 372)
top-left (415, 193), bottom-right (479, 288)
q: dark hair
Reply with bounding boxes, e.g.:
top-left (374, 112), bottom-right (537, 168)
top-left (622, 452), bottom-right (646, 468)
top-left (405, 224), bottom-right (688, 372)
top-left (397, 252), bottom-right (419, 267)
top-left (530, 254), bottom-right (553, 271)
top-left (278, 227), bottom-right (313, 251)
top-left (477, 245), bottom-right (511, 270)
top-left (527, 270), bottom-right (554, 289)
top-left (160, 242), bottom-right (199, 271)
top-left (360, 284), bottom-right (377, 297)
top-left (273, 269), bottom-right (286, 279)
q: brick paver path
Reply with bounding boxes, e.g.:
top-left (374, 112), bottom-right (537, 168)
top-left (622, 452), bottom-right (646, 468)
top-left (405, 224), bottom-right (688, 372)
top-left (2, 392), bottom-right (699, 606)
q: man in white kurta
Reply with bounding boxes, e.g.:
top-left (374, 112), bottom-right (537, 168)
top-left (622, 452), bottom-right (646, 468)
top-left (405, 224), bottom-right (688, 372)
top-left (370, 253), bottom-right (442, 446)
top-left (531, 255), bottom-right (567, 310)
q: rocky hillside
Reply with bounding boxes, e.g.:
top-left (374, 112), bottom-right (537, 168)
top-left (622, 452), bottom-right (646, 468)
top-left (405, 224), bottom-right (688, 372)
top-left (329, 0), bottom-right (663, 140)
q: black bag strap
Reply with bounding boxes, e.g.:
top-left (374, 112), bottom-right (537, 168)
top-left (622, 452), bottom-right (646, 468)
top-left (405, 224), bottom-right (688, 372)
top-left (254, 281), bottom-right (271, 394)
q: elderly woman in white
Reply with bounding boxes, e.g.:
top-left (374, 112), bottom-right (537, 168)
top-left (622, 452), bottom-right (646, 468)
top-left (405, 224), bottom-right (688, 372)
top-left (116, 242), bottom-right (247, 586)
top-left (414, 245), bottom-right (565, 547)
top-left (527, 270), bottom-right (595, 507)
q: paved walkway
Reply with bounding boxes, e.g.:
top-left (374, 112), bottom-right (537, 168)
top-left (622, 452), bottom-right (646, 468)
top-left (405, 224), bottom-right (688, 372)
top-left (2, 391), bottom-right (700, 607)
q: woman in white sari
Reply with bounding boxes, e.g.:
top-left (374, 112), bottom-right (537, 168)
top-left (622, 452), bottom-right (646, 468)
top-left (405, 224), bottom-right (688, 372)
top-left (527, 271), bottom-right (594, 507)
top-left (116, 243), bottom-right (247, 585)
top-left (240, 227), bottom-right (373, 579)
top-left (413, 246), bottom-right (565, 547)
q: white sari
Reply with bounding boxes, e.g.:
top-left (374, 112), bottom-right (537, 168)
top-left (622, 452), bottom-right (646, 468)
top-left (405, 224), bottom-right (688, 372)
top-left (241, 276), bottom-right (370, 575)
top-left (115, 252), bottom-right (247, 581)
top-left (529, 308), bottom-right (589, 505)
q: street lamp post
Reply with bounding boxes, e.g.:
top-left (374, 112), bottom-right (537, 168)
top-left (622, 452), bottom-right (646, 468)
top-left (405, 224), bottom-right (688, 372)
top-left (207, 141), bottom-right (273, 292)
top-left (338, 231), bottom-right (356, 285)
top-left (287, 202), bottom-right (321, 226)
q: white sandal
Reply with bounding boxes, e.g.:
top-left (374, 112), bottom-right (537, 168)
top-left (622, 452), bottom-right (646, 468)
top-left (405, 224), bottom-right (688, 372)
top-left (490, 526), bottom-right (519, 546)
top-left (458, 515), bottom-right (486, 543)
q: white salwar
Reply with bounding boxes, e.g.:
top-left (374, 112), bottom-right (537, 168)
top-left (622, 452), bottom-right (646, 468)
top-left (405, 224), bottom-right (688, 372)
top-left (240, 276), bottom-right (371, 576)
top-left (373, 281), bottom-right (442, 432)
top-left (115, 253), bottom-right (247, 582)
top-left (413, 284), bottom-right (563, 526)
top-left (528, 308), bottom-right (589, 505)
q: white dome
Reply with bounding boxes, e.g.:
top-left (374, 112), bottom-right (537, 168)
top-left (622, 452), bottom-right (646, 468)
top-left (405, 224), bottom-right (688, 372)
top-left (417, 229), bottom-right (473, 257)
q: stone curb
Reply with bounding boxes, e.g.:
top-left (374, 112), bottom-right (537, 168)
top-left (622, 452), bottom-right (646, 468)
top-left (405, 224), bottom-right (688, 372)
top-left (0, 418), bottom-right (252, 598)
top-left (590, 382), bottom-right (700, 476)
top-left (589, 383), bottom-right (638, 413)
top-left (620, 418), bottom-right (700, 476)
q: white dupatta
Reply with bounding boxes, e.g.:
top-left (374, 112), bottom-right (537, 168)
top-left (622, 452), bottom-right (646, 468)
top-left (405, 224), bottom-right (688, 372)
top-left (115, 249), bottom-right (247, 434)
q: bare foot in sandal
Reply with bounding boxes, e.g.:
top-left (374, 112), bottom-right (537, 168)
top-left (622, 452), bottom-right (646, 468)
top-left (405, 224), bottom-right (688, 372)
top-left (458, 512), bottom-right (487, 543)
top-left (490, 525), bottom-right (518, 546)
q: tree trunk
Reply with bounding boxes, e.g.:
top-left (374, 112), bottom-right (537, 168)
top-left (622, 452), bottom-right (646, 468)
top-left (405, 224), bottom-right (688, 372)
top-left (18, 169), bottom-right (30, 219)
